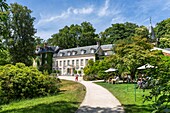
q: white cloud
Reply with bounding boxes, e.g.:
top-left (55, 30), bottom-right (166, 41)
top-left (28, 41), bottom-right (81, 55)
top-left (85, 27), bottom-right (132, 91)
top-left (36, 6), bottom-right (94, 26)
top-left (72, 7), bottom-right (94, 14)
top-left (35, 30), bottom-right (55, 40)
top-left (98, 0), bottom-right (110, 16)
top-left (111, 15), bottom-right (126, 24)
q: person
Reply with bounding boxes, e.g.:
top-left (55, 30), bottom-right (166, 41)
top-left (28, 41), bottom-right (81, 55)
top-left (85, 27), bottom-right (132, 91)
top-left (137, 78), bottom-right (142, 88)
top-left (75, 74), bottom-right (78, 81)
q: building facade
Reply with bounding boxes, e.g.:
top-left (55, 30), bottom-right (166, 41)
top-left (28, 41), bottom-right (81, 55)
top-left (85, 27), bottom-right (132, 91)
top-left (34, 43), bottom-right (60, 73)
top-left (53, 44), bottom-right (114, 75)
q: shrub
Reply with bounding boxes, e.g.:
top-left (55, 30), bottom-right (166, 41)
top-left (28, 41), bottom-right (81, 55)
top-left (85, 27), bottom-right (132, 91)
top-left (73, 70), bottom-right (77, 74)
top-left (83, 74), bottom-right (97, 81)
top-left (0, 63), bottom-right (60, 104)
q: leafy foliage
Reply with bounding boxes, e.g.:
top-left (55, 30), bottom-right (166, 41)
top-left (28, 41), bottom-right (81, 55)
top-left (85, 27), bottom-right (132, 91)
top-left (47, 22), bottom-right (98, 49)
top-left (100, 22), bottom-right (139, 44)
top-left (83, 57), bottom-right (113, 80)
top-left (0, 48), bottom-right (11, 65)
top-left (4, 3), bottom-right (36, 66)
top-left (0, 63), bottom-right (60, 104)
top-left (0, 0), bottom-right (9, 21)
top-left (159, 37), bottom-right (170, 48)
top-left (155, 18), bottom-right (170, 48)
top-left (113, 37), bottom-right (154, 79)
top-left (144, 56), bottom-right (170, 113)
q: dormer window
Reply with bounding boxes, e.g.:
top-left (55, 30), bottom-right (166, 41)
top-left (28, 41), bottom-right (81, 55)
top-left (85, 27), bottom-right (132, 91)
top-left (91, 49), bottom-right (95, 53)
top-left (60, 53), bottom-right (63, 56)
top-left (81, 50), bottom-right (86, 54)
top-left (68, 51), bottom-right (71, 56)
top-left (104, 52), bottom-right (108, 56)
top-left (72, 51), bottom-right (77, 55)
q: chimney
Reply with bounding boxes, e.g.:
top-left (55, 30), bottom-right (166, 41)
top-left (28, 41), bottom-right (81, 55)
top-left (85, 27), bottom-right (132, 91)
top-left (97, 41), bottom-right (101, 47)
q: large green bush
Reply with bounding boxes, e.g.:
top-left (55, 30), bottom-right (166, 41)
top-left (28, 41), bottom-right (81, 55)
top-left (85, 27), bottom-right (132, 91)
top-left (0, 63), bottom-right (60, 104)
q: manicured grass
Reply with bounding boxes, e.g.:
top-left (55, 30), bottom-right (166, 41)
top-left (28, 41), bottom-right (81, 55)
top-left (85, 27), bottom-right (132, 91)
top-left (0, 80), bottom-right (86, 113)
top-left (96, 82), bottom-right (154, 113)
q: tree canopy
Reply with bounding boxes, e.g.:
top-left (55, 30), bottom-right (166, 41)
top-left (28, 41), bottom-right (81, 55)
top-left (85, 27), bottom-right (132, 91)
top-left (99, 22), bottom-right (139, 44)
top-left (4, 3), bottom-right (36, 66)
top-left (47, 22), bottom-right (98, 49)
top-left (155, 18), bottom-right (170, 48)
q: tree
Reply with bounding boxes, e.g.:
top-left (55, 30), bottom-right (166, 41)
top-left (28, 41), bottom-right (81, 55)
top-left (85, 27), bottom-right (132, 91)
top-left (100, 22), bottom-right (139, 44)
top-left (47, 22), bottom-right (97, 49)
top-left (78, 22), bottom-right (97, 47)
top-left (159, 37), bottom-right (170, 48)
top-left (34, 36), bottom-right (45, 47)
top-left (0, 0), bottom-right (9, 48)
top-left (155, 18), bottom-right (170, 48)
top-left (0, 0), bottom-right (9, 21)
top-left (144, 55), bottom-right (170, 113)
top-left (5, 3), bottom-right (36, 66)
top-left (0, 49), bottom-right (11, 65)
top-left (135, 26), bottom-right (149, 38)
top-left (113, 37), bottom-right (154, 79)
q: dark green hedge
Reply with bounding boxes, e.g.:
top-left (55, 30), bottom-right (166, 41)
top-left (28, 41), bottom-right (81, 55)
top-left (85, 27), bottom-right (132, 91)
top-left (0, 63), bottom-right (60, 104)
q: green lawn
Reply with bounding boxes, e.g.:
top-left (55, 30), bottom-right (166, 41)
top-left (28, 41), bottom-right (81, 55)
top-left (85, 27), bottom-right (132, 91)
top-left (96, 82), bottom-right (154, 113)
top-left (0, 80), bottom-right (86, 113)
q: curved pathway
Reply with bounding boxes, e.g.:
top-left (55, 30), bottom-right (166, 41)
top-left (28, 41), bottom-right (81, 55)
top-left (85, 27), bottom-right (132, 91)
top-left (58, 76), bottom-right (125, 113)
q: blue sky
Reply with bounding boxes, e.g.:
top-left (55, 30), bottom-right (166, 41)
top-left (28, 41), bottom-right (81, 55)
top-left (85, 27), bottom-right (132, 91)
top-left (7, 0), bottom-right (170, 40)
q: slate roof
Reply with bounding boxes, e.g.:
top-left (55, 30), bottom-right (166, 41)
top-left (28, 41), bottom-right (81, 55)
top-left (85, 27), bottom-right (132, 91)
top-left (101, 44), bottom-right (114, 50)
top-left (54, 45), bottom-right (100, 57)
top-left (53, 44), bottom-right (114, 57)
top-left (35, 46), bottom-right (60, 54)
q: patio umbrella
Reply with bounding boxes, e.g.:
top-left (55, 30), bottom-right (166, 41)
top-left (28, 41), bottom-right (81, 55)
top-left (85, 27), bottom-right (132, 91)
top-left (105, 68), bottom-right (118, 72)
top-left (137, 64), bottom-right (155, 70)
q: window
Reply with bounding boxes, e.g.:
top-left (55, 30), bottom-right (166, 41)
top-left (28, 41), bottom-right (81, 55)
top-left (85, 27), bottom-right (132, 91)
top-left (104, 52), bottom-right (108, 56)
top-left (76, 60), bottom-right (79, 66)
top-left (64, 60), bottom-right (66, 66)
top-left (60, 53), bottom-right (63, 56)
top-left (85, 59), bottom-right (88, 65)
top-left (72, 51), bottom-right (76, 55)
top-left (91, 49), bottom-right (95, 53)
top-left (60, 61), bottom-right (62, 66)
top-left (68, 52), bottom-right (71, 56)
top-left (81, 50), bottom-right (85, 54)
top-left (56, 61), bottom-right (58, 67)
top-left (72, 60), bottom-right (74, 65)
top-left (81, 59), bottom-right (83, 66)
top-left (67, 60), bottom-right (70, 65)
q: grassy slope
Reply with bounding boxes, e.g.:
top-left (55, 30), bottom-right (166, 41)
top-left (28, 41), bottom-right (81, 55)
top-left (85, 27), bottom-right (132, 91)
top-left (0, 80), bottom-right (86, 113)
top-left (96, 82), bottom-right (154, 113)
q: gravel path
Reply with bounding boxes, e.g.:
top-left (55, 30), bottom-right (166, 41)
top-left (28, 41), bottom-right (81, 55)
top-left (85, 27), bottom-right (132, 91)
top-left (58, 76), bottom-right (125, 113)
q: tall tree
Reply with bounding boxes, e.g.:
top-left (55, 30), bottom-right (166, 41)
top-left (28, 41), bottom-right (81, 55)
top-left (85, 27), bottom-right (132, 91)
top-left (0, 0), bottom-right (11, 65)
top-left (79, 22), bottom-right (97, 47)
top-left (34, 36), bottom-right (45, 47)
top-left (47, 22), bottom-right (97, 49)
top-left (113, 37), bottom-right (154, 79)
top-left (100, 22), bottom-right (139, 44)
top-left (0, 0), bottom-right (9, 47)
top-left (0, 0), bottom-right (8, 21)
top-left (135, 25), bottom-right (149, 38)
top-left (155, 18), bottom-right (170, 48)
top-left (6, 3), bottom-right (36, 66)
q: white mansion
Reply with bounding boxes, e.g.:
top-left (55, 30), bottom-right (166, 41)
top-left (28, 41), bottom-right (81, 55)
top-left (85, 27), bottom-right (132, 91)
top-left (53, 43), bottom-right (114, 75)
